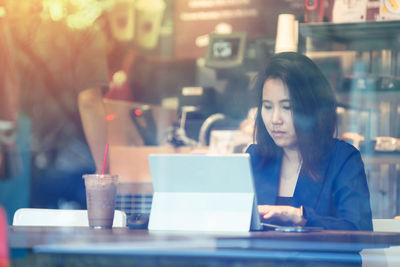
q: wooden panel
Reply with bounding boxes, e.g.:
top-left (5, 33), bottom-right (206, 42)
top-left (109, 145), bottom-right (207, 182)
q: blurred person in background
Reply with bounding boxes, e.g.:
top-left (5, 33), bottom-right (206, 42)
top-left (0, 1), bottom-right (21, 182)
top-left (78, 10), bottom-right (138, 175)
top-left (3, 0), bottom-right (109, 209)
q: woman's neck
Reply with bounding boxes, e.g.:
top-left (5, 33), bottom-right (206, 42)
top-left (283, 146), bottom-right (301, 164)
top-left (279, 146), bottom-right (302, 197)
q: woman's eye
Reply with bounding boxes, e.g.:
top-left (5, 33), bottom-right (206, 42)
top-left (263, 105), bottom-right (272, 110)
top-left (282, 105), bottom-right (291, 110)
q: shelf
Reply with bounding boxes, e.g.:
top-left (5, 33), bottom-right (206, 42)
top-left (336, 90), bottom-right (400, 104)
top-left (336, 91), bottom-right (400, 110)
top-left (300, 20), bottom-right (400, 218)
top-left (362, 152), bottom-right (400, 165)
top-left (299, 20), bottom-right (400, 51)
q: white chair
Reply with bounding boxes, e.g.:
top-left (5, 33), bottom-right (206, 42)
top-left (372, 219), bottom-right (400, 232)
top-left (12, 208), bottom-right (127, 227)
top-left (361, 219), bottom-right (400, 267)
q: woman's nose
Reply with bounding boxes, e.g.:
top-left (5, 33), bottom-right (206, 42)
top-left (271, 109), bottom-right (283, 124)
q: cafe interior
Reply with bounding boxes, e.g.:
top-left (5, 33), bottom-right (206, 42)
top-left (2, 0), bottom-right (400, 266)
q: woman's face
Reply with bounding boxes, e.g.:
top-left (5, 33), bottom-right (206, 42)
top-left (261, 78), bottom-right (297, 149)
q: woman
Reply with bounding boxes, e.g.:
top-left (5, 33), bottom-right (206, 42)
top-left (247, 52), bottom-right (372, 230)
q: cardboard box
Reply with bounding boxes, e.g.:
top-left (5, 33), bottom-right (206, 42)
top-left (109, 145), bottom-right (207, 183)
top-left (330, 0), bottom-right (400, 22)
top-left (332, 0), bottom-right (369, 22)
top-left (378, 0), bottom-right (400, 21)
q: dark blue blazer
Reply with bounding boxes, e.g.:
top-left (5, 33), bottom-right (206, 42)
top-left (247, 139), bottom-right (373, 231)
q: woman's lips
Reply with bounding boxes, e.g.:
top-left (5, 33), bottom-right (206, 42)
top-left (271, 130), bottom-right (286, 138)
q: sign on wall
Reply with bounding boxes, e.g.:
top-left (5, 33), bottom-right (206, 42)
top-left (174, 0), bottom-right (304, 59)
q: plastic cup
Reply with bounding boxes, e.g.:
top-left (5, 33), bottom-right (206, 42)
top-left (83, 174), bottom-right (119, 229)
top-left (135, 0), bottom-right (166, 49)
top-left (274, 14), bottom-right (298, 54)
top-left (108, 0), bottom-right (135, 42)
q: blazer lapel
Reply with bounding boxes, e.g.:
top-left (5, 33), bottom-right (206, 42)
top-left (255, 155), bottom-right (281, 205)
top-left (291, 159), bottom-right (330, 209)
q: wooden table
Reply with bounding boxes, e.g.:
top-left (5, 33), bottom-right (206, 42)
top-left (8, 226), bottom-right (400, 266)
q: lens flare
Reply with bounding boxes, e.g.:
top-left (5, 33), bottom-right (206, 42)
top-left (41, 0), bottom-right (115, 29)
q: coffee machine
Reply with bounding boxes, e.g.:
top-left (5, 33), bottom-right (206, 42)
top-left (171, 32), bottom-right (274, 146)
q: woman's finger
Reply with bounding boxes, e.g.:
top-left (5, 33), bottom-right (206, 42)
top-left (258, 205), bottom-right (272, 215)
top-left (262, 208), bottom-right (277, 219)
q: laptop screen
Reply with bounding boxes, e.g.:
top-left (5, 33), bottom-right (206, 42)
top-left (149, 154), bottom-right (255, 193)
top-left (148, 154), bottom-right (262, 232)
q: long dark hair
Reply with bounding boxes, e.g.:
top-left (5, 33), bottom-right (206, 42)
top-left (254, 52), bottom-right (337, 180)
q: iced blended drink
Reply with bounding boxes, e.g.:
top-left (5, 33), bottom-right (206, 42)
top-left (83, 174), bottom-right (119, 229)
top-left (108, 0), bottom-right (135, 42)
top-left (135, 0), bottom-right (166, 49)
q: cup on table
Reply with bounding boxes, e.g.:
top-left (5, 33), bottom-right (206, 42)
top-left (83, 174), bottom-right (119, 229)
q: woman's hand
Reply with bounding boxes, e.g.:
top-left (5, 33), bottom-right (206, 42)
top-left (258, 205), bottom-right (306, 226)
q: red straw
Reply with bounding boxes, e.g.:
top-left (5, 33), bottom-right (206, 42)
top-left (101, 142), bottom-right (109, 174)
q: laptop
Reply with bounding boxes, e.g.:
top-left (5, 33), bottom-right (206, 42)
top-left (147, 154), bottom-right (262, 232)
